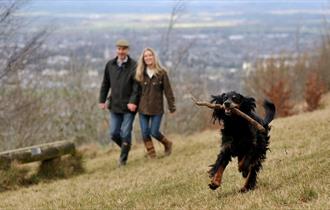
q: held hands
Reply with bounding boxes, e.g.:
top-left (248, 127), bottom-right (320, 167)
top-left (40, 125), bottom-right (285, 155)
top-left (99, 103), bottom-right (107, 110)
top-left (99, 103), bottom-right (136, 112)
top-left (127, 103), bottom-right (137, 112)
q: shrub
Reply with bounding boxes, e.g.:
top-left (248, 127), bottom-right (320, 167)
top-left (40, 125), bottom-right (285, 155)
top-left (304, 71), bottom-right (325, 111)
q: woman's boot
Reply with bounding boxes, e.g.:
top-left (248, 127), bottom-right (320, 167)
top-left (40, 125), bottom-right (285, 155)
top-left (159, 135), bottom-right (172, 156)
top-left (143, 137), bottom-right (156, 158)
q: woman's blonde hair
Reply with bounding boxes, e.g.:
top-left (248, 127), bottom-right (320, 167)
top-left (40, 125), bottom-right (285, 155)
top-left (135, 47), bottom-right (166, 82)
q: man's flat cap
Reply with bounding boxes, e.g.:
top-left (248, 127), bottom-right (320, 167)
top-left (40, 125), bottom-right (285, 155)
top-left (116, 39), bottom-right (130, 47)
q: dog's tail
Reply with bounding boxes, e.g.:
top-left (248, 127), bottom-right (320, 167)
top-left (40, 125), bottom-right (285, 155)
top-left (263, 100), bottom-right (276, 125)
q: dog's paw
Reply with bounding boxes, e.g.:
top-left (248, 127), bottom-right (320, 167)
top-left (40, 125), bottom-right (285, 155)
top-left (207, 168), bottom-right (215, 178)
top-left (208, 183), bottom-right (219, 190)
top-left (207, 171), bottom-right (214, 178)
top-left (242, 170), bottom-right (249, 178)
top-left (239, 187), bottom-right (248, 193)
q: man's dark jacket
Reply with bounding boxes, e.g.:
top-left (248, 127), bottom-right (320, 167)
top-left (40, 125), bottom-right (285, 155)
top-left (99, 56), bottom-right (139, 113)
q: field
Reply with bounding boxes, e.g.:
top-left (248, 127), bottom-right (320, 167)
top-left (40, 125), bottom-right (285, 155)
top-left (0, 97), bottom-right (329, 209)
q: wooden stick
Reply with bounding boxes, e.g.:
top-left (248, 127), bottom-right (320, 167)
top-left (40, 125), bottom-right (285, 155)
top-left (231, 108), bottom-right (266, 133)
top-left (191, 96), bottom-right (224, 109)
top-left (191, 96), bottom-right (266, 133)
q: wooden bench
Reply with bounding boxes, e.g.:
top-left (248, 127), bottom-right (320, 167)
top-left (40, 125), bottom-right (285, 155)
top-left (0, 141), bottom-right (76, 170)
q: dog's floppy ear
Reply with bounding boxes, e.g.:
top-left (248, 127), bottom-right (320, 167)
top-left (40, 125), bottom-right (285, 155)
top-left (211, 93), bottom-right (225, 104)
top-left (240, 96), bottom-right (256, 112)
top-left (211, 93), bottom-right (226, 123)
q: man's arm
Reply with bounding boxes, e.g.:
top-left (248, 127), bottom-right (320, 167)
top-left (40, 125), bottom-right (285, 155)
top-left (99, 63), bottom-right (111, 109)
top-left (127, 70), bottom-right (139, 112)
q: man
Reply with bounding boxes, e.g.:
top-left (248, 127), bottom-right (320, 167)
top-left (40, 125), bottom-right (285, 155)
top-left (99, 39), bottom-right (139, 166)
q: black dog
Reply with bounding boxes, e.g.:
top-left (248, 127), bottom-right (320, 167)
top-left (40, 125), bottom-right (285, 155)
top-left (208, 91), bottom-right (275, 192)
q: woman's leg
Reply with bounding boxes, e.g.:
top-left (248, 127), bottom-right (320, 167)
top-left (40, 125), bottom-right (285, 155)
top-left (139, 113), bottom-right (156, 158)
top-left (150, 114), bottom-right (172, 156)
top-left (150, 114), bottom-right (163, 139)
top-left (139, 113), bottom-right (151, 140)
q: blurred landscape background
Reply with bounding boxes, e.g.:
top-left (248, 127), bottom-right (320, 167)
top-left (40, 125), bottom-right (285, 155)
top-left (1, 0), bottom-right (329, 148)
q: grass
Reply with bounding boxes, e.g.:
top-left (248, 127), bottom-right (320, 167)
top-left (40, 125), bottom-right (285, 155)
top-left (0, 99), bottom-right (329, 209)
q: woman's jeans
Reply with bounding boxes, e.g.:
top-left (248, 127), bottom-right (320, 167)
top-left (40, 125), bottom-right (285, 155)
top-left (110, 112), bottom-right (136, 146)
top-left (139, 113), bottom-right (163, 140)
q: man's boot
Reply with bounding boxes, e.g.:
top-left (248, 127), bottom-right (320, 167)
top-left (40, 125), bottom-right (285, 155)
top-left (159, 135), bottom-right (172, 156)
top-left (111, 137), bottom-right (122, 148)
top-left (118, 142), bottom-right (131, 166)
top-left (143, 137), bottom-right (156, 159)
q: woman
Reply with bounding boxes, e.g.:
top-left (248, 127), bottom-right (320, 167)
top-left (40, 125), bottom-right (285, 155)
top-left (135, 47), bottom-right (176, 158)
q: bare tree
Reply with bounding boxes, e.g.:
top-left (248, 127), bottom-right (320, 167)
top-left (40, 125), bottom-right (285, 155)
top-left (0, 0), bottom-right (50, 150)
top-left (53, 56), bottom-right (103, 145)
top-left (314, 33), bottom-right (330, 90)
top-left (160, 0), bottom-right (186, 63)
top-left (158, 0), bottom-right (215, 134)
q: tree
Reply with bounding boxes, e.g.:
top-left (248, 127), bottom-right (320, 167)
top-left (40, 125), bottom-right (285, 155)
top-left (264, 78), bottom-right (294, 117)
top-left (0, 0), bottom-right (49, 150)
top-left (304, 71), bottom-right (325, 111)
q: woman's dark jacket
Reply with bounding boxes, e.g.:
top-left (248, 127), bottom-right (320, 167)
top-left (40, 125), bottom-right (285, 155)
top-left (99, 56), bottom-right (139, 113)
top-left (138, 69), bottom-right (176, 115)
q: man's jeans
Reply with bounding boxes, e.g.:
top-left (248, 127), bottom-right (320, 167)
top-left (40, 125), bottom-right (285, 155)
top-left (110, 112), bottom-right (136, 146)
top-left (139, 113), bottom-right (163, 140)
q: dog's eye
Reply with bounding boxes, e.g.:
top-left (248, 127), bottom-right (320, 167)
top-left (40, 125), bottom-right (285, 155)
top-left (232, 96), bottom-right (240, 102)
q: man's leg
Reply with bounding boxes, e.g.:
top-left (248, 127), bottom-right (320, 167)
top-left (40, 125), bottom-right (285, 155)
top-left (118, 112), bottom-right (136, 165)
top-left (110, 112), bottom-right (123, 147)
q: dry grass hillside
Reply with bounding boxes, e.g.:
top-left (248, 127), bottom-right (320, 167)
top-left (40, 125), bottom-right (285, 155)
top-left (0, 95), bottom-right (329, 209)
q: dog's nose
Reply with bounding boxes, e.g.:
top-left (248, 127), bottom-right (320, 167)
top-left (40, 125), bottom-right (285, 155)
top-left (224, 101), bottom-right (231, 108)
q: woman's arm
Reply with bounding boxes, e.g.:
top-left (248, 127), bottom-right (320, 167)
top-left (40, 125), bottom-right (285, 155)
top-left (163, 72), bottom-right (176, 113)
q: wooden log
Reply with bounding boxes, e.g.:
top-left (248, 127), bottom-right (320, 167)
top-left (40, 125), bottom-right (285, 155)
top-left (191, 96), bottom-right (266, 133)
top-left (0, 141), bottom-right (75, 169)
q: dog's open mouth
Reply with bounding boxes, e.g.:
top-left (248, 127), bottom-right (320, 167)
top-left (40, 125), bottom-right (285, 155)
top-left (224, 103), bottom-right (239, 116)
top-left (225, 107), bottom-right (232, 115)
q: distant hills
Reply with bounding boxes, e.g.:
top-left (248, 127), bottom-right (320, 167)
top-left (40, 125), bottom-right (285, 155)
top-left (21, 0), bottom-right (330, 32)
top-left (26, 0), bottom-right (328, 15)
